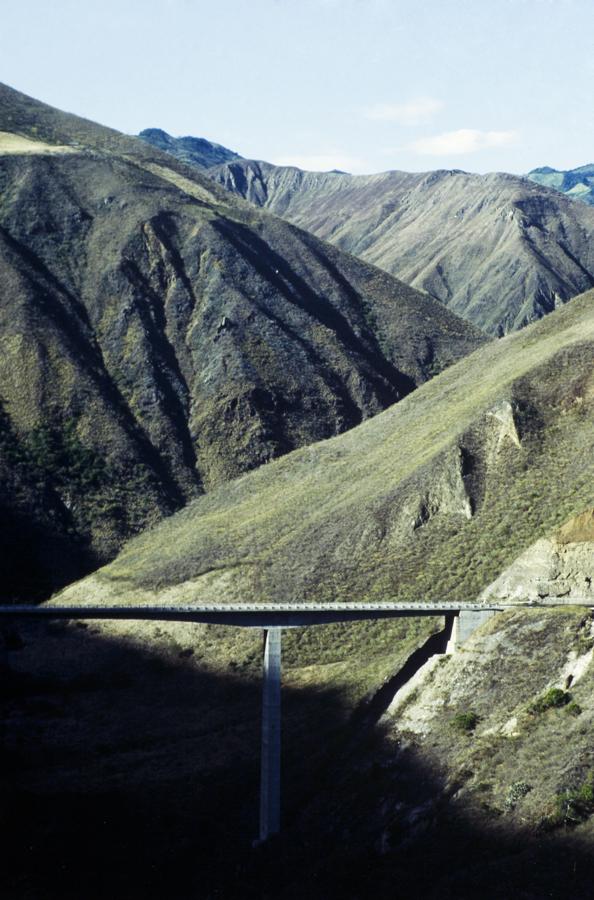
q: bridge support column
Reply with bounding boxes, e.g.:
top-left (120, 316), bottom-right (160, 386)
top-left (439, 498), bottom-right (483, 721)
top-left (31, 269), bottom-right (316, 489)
top-left (446, 609), bottom-right (495, 653)
top-left (259, 627), bottom-right (282, 842)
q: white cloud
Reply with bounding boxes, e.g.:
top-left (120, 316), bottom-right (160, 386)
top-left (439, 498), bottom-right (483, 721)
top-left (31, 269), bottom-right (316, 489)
top-left (271, 154), bottom-right (372, 174)
top-left (364, 97), bottom-right (444, 125)
top-left (411, 129), bottom-right (518, 155)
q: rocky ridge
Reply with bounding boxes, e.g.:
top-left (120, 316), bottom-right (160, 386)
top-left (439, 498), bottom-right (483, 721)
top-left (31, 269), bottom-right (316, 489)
top-left (480, 508), bottom-right (594, 604)
top-left (206, 157), bottom-right (594, 335)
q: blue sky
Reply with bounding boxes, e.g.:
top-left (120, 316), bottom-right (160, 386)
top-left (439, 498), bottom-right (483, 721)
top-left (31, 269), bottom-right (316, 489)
top-left (2, 0), bottom-right (593, 174)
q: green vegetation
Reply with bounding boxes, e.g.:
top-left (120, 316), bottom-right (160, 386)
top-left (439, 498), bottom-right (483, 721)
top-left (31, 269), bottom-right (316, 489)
top-left (504, 780), bottom-right (532, 810)
top-left (566, 701), bottom-right (583, 717)
top-left (25, 422), bottom-right (107, 492)
top-left (450, 711), bottom-right (480, 734)
top-left (548, 772), bottom-right (594, 828)
top-left (528, 688), bottom-right (571, 715)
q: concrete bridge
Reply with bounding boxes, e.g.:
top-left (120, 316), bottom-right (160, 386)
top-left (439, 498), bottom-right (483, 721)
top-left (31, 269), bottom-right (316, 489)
top-left (0, 600), bottom-right (584, 841)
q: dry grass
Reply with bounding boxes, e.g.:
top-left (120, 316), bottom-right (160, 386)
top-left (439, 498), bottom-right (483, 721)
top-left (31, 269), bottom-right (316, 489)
top-left (57, 288), bottom-right (594, 608)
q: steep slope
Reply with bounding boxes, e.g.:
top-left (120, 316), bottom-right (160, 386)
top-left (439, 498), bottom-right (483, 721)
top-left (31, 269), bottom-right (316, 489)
top-left (137, 128), bottom-right (242, 169)
top-left (366, 602), bottom-right (594, 900)
top-left (58, 287), bottom-right (594, 608)
top-left (16, 305), bottom-right (594, 897)
top-left (0, 83), bottom-right (484, 597)
top-left (528, 164), bottom-right (594, 206)
top-left (480, 508), bottom-right (594, 604)
top-left (210, 158), bottom-right (594, 335)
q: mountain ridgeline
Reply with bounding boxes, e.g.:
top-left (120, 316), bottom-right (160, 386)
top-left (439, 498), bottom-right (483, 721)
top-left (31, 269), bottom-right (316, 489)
top-left (138, 128), bottom-right (242, 170)
top-left (527, 164), bottom-right (594, 206)
top-left (202, 157), bottom-right (594, 336)
top-left (0, 83), bottom-right (485, 598)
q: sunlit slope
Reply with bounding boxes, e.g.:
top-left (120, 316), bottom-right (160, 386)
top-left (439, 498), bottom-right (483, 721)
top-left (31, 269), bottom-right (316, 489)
top-left (212, 160), bottom-right (594, 335)
top-left (0, 82), bottom-right (485, 597)
top-left (57, 289), bottom-right (594, 607)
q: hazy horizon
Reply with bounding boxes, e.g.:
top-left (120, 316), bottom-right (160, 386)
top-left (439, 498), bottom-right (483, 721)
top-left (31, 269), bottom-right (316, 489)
top-left (2, 0), bottom-right (594, 176)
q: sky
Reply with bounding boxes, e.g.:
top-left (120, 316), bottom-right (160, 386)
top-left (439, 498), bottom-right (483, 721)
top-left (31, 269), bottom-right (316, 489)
top-left (2, 0), bottom-right (594, 175)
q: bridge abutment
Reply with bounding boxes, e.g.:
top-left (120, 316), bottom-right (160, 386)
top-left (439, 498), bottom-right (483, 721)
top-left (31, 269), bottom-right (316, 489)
top-left (446, 609), bottom-right (495, 653)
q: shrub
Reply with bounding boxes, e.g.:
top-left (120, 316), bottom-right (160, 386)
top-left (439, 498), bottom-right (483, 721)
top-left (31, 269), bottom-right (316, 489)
top-left (504, 780), bottom-right (532, 810)
top-left (528, 688), bottom-right (570, 715)
top-left (566, 701), bottom-right (583, 717)
top-left (451, 711), bottom-right (480, 734)
top-left (549, 772), bottom-right (594, 828)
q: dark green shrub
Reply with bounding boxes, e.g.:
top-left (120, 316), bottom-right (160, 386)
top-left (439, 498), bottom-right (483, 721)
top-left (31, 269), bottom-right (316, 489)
top-left (528, 687), bottom-right (570, 715)
top-left (451, 711), bottom-right (480, 733)
top-left (26, 421), bottom-right (106, 490)
top-left (566, 701), bottom-right (583, 717)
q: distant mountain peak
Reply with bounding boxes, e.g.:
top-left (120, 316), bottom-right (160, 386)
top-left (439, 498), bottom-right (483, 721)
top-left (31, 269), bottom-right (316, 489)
top-left (528, 165), bottom-right (559, 175)
top-left (527, 163), bottom-right (594, 206)
top-left (138, 127), bottom-right (241, 170)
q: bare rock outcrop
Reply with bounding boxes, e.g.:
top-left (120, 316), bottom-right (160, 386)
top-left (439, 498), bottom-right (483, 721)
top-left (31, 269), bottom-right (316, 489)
top-left (480, 508), bottom-right (594, 604)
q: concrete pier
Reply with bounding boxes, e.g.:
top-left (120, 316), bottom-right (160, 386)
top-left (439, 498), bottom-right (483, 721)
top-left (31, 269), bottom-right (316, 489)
top-left (446, 609), bottom-right (495, 653)
top-left (259, 627), bottom-right (282, 841)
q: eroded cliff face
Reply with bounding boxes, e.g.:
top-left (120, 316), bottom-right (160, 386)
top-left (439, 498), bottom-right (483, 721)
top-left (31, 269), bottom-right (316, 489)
top-left (332, 605), bottom-right (594, 899)
top-left (480, 509), bottom-right (594, 604)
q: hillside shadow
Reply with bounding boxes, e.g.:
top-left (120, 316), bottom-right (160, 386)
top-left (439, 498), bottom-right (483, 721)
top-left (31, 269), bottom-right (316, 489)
top-left (1, 620), bottom-right (593, 900)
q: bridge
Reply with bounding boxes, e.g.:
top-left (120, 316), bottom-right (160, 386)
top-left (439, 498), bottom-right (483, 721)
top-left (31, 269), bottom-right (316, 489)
top-left (0, 600), bottom-right (506, 626)
top-left (0, 599), bottom-right (585, 841)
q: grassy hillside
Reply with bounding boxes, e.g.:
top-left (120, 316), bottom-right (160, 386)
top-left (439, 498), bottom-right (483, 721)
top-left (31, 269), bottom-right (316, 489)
top-left (4, 547), bottom-right (594, 898)
top-left (58, 287), bottom-right (594, 608)
top-left (0, 83), bottom-right (485, 598)
top-left (208, 158), bottom-right (594, 335)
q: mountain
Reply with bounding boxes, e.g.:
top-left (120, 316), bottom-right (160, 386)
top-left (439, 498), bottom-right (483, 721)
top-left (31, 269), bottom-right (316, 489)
top-left (58, 286), bottom-right (594, 608)
top-left (528, 164), bottom-right (594, 206)
top-left (138, 128), bottom-right (242, 169)
top-left (210, 158), bottom-right (594, 335)
top-left (28, 288), bottom-right (594, 899)
top-left (0, 83), bottom-right (484, 598)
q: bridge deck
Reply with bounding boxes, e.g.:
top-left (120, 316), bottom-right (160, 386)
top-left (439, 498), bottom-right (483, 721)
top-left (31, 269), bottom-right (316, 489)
top-left (0, 599), bottom-right (585, 627)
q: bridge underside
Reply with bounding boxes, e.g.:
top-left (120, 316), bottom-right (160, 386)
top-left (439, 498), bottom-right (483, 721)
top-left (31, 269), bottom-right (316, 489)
top-left (0, 603), bottom-right (500, 628)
